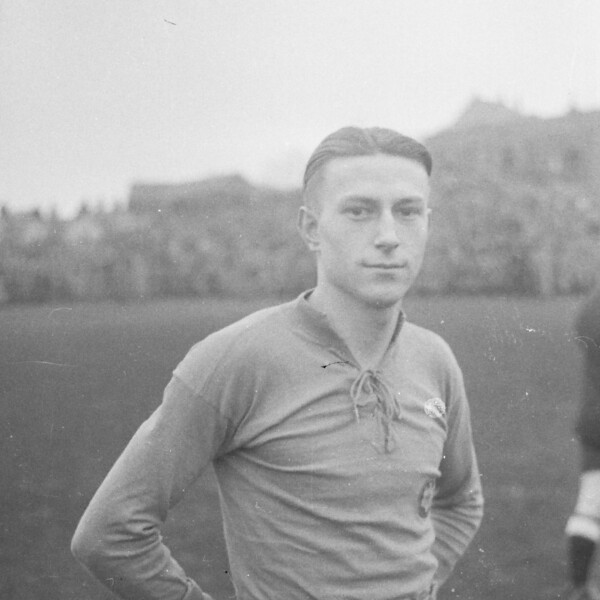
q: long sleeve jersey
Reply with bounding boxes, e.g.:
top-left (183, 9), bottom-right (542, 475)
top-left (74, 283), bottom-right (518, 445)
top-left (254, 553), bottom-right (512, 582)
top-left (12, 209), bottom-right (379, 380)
top-left (71, 291), bottom-right (483, 600)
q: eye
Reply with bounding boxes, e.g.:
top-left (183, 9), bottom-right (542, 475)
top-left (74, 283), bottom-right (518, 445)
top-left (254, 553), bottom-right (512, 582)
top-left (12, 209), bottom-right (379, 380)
top-left (397, 205), bottom-right (424, 219)
top-left (345, 206), bottom-right (371, 218)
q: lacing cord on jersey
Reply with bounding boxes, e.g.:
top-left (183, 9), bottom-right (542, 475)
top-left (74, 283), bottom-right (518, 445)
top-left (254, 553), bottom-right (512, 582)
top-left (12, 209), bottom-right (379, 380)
top-left (349, 369), bottom-right (401, 453)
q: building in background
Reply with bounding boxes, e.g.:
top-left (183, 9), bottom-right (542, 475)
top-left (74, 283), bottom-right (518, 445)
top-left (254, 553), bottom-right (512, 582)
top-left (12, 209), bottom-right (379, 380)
top-left (1, 101), bottom-right (599, 304)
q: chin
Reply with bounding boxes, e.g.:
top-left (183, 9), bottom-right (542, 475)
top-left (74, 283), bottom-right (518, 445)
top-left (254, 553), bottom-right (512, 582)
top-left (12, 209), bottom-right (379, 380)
top-left (360, 287), bottom-right (407, 309)
top-left (359, 271), bottom-right (415, 307)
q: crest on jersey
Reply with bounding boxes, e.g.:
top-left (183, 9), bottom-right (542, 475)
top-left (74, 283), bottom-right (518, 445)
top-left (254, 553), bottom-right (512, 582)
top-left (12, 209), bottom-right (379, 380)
top-left (424, 397), bottom-right (446, 419)
top-left (418, 479), bottom-right (436, 518)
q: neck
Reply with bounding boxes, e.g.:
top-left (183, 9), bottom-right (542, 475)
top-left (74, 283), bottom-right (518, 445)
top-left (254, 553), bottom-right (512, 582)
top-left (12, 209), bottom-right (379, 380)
top-left (309, 285), bottom-right (402, 368)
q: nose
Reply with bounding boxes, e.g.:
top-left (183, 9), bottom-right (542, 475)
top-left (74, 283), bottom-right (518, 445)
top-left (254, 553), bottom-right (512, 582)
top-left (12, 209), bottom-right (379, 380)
top-left (374, 210), bottom-right (400, 250)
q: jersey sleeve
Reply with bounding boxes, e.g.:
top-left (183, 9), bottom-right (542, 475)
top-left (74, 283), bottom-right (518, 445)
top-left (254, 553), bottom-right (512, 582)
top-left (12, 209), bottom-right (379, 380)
top-left (71, 374), bottom-right (227, 600)
top-left (430, 350), bottom-right (484, 587)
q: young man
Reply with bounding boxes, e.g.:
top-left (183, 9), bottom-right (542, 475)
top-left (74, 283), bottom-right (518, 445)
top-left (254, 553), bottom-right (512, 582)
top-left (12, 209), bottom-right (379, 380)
top-left (564, 284), bottom-right (600, 600)
top-left (71, 127), bottom-right (483, 600)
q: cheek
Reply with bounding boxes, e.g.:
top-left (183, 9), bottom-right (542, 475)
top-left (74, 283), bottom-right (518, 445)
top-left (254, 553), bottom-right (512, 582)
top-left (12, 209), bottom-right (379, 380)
top-left (319, 223), bottom-right (358, 252)
top-left (410, 224), bottom-right (429, 248)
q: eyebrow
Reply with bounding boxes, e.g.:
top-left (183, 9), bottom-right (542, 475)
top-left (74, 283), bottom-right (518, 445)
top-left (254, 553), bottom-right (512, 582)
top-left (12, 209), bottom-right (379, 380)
top-left (341, 196), bottom-right (376, 205)
top-left (341, 195), bottom-right (425, 205)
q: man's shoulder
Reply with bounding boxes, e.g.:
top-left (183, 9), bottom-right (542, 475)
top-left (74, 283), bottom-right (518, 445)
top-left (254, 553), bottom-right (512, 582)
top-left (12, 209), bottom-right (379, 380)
top-left (402, 320), bottom-right (455, 358)
top-left (401, 320), bottom-right (464, 382)
top-left (173, 300), bottom-right (295, 389)
top-left (210, 300), bottom-right (292, 342)
top-left (401, 321), bottom-right (467, 407)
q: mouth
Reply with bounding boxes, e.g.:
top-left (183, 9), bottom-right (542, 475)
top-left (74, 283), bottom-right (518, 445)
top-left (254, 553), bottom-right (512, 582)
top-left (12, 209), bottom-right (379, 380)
top-left (363, 263), bottom-right (406, 270)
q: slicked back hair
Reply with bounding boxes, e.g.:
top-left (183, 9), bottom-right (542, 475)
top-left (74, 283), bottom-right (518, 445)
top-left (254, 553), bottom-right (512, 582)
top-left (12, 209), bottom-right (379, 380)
top-left (302, 126), bottom-right (432, 208)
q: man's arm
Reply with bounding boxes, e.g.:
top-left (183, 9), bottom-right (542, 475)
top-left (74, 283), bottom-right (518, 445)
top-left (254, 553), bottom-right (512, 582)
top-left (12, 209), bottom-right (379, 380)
top-left (71, 376), bottom-right (225, 600)
top-left (430, 364), bottom-right (484, 587)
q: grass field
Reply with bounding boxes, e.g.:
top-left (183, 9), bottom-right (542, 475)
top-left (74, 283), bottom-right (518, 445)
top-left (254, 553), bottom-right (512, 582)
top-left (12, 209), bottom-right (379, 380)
top-left (0, 293), bottom-right (589, 599)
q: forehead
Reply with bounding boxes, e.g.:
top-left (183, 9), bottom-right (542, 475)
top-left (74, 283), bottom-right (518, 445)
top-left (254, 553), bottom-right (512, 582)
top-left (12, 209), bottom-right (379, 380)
top-left (317, 153), bottom-right (430, 201)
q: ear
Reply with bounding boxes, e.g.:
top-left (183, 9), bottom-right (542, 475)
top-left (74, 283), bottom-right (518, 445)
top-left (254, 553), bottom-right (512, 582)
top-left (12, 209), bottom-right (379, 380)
top-left (297, 206), bottom-right (320, 252)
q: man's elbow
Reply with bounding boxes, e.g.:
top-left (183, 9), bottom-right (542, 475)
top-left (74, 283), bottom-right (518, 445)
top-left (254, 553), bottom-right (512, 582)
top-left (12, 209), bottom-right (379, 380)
top-left (71, 520), bottom-right (111, 573)
top-left (475, 486), bottom-right (485, 515)
top-left (468, 486), bottom-right (485, 526)
top-left (71, 526), bottom-right (94, 566)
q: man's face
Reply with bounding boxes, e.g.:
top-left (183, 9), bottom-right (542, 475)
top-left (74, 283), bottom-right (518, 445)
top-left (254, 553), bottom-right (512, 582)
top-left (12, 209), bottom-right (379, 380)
top-left (300, 153), bottom-right (430, 309)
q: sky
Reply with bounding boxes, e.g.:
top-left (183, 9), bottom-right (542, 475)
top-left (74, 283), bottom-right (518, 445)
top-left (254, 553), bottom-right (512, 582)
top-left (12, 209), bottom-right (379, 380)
top-left (1, 1), bottom-right (599, 216)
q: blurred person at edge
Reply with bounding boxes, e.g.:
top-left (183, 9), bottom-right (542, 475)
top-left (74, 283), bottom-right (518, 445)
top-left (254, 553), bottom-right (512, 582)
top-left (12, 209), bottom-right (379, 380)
top-left (564, 283), bottom-right (600, 600)
top-left (71, 127), bottom-right (483, 600)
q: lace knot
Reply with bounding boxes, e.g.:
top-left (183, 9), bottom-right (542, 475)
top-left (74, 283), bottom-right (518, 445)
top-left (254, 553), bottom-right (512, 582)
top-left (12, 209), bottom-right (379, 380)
top-left (349, 369), bottom-right (401, 453)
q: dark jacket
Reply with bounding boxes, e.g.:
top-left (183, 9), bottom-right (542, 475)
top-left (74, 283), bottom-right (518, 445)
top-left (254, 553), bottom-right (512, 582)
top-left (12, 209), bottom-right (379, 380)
top-left (575, 285), bottom-right (600, 451)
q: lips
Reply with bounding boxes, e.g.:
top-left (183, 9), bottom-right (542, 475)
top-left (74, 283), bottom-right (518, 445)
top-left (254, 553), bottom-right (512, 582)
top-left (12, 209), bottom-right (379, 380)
top-left (364, 263), bottom-right (405, 269)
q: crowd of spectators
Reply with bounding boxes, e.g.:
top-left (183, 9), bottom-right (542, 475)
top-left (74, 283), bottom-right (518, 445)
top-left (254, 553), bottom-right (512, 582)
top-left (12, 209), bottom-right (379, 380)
top-left (4, 101), bottom-right (599, 305)
top-left (0, 171), bottom-right (598, 305)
